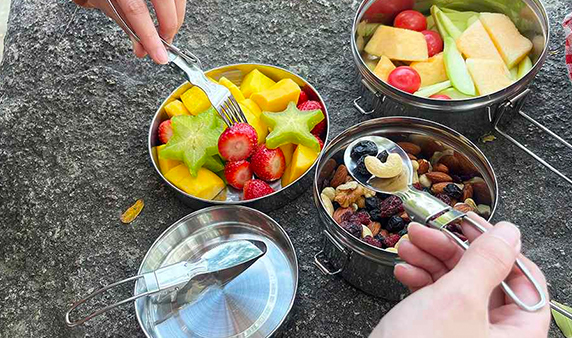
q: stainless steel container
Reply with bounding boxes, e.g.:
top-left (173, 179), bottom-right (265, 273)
top-left (351, 0), bottom-right (572, 184)
top-left (135, 205), bottom-right (298, 337)
top-left (312, 117), bottom-right (498, 300)
top-left (149, 64), bottom-right (330, 211)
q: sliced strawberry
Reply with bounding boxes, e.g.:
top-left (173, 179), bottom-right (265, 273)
top-left (311, 120), bottom-right (326, 137)
top-left (250, 144), bottom-right (286, 181)
top-left (224, 160), bottom-right (253, 190)
top-left (297, 100), bottom-right (322, 112)
top-left (218, 123), bottom-right (258, 161)
top-left (315, 135), bottom-right (324, 150)
top-left (298, 90), bottom-right (309, 105)
top-left (158, 120), bottom-right (173, 144)
top-left (243, 179), bottom-right (274, 200)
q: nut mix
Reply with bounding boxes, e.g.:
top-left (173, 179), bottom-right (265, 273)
top-left (320, 139), bottom-right (493, 251)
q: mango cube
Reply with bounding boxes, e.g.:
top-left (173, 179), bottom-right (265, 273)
top-left (279, 143), bottom-right (296, 166)
top-left (410, 53), bottom-right (448, 87)
top-left (373, 55), bottom-right (396, 82)
top-left (281, 145), bottom-right (319, 187)
top-left (365, 25), bottom-right (428, 62)
top-left (251, 79), bottom-right (301, 112)
top-left (181, 86), bottom-right (212, 116)
top-left (241, 98), bottom-right (262, 118)
top-left (164, 100), bottom-right (190, 118)
top-left (239, 102), bottom-right (268, 144)
top-left (466, 58), bottom-right (513, 95)
top-left (219, 77), bottom-right (245, 102)
top-left (479, 13), bottom-right (533, 68)
top-left (240, 69), bottom-right (276, 98)
top-left (156, 145), bottom-right (182, 176)
top-left (456, 20), bottom-right (507, 71)
top-left (164, 164), bottom-right (225, 200)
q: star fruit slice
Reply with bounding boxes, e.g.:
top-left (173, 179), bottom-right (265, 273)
top-left (261, 101), bottom-right (324, 153)
top-left (159, 111), bottom-right (224, 177)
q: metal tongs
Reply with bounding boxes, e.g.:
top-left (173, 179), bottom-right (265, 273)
top-left (344, 136), bottom-right (572, 319)
top-left (65, 239), bottom-right (267, 327)
top-left (101, 0), bottom-right (247, 128)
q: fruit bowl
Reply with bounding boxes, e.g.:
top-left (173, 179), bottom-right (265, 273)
top-left (149, 64), bottom-right (329, 212)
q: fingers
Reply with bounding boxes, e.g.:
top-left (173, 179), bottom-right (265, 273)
top-left (449, 221), bottom-right (521, 298)
top-left (151, 0), bottom-right (178, 43)
top-left (174, 0), bottom-right (187, 32)
top-left (397, 239), bottom-right (450, 281)
top-left (394, 263), bottom-right (433, 292)
top-left (407, 223), bottom-right (464, 270)
top-left (118, 0), bottom-right (168, 64)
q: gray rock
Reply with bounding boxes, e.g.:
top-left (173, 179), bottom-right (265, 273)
top-left (0, 0), bottom-right (571, 337)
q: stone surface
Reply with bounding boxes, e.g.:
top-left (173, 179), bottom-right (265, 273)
top-left (0, 0), bottom-right (571, 337)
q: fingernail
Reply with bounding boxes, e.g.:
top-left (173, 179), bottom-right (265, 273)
top-left (154, 46), bottom-right (169, 64)
top-left (492, 222), bottom-right (521, 252)
top-left (396, 263), bottom-right (412, 271)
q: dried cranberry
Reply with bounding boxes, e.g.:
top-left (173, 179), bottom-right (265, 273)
top-left (383, 233), bottom-right (401, 248)
top-left (377, 150), bottom-right (389, 163)
top-left (341, 221), bottom-right (362, 238)
top-left (365, 196), bottom-right (380, 211)
top-left (435, 193), bottom-right (451, 205)
top-left (413, 182), bottom-right (423, 190)
top-left (444, 184), bottom-right (462, 200)
top-left (340, 210), bottom-right (355, 223)
top-left (386, 216), bottom-right (405, 232)
top-left (363, 235), bottom-right (383, 248)
top-left (351, 210), bottom-right (371, 225)
top-left (374, 234), bottom-right (386, 247)
top-left (351, 140), bottom-right (378, 159)
top-left (379, 196), bottom-right (404, 218)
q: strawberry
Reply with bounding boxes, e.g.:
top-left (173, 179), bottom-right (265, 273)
top-left (298, 100), bottom-right (326, 136)
top-left (298, 90), bottom-right (309, 105)
top-left (315, 135), bottom-right (324, 150)
top-left (218, 123), bottom-right (258, 161)
top-left (224, 160), bottom-right (253, 190)
top-left (250, 144), bottom-right (286, 181)
top-left (158, 120), bottom-right (173, 144)
top-left (243, 179), bottom-right (274, 200)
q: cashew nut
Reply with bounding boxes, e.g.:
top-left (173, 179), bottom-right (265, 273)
top-left (364, 153), bottom-right (403, 178)
top-left (321, 187), bottom-right (336, 201)
top-left (419, 174), bottom-right (432, 188)
top-left (362, 225), bottom-right (373, 238)
top-left (321, 193), bottom-right (335, 216)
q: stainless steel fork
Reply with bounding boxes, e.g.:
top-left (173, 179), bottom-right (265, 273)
top-left (102, 0), bottom-right (247, 127)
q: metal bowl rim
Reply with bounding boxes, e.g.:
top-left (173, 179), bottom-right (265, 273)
top-left (133, 204), bottom-right (299, 338)
top-left (313, 116), bottom-right (499, 256)
top-left (148, 62), bottom-right (330, 205)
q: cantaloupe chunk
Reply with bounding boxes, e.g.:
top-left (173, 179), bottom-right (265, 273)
top-left (479, 13), bottom-right (533, 69)
top-left (373, 56), bottom-right (396, 82)
top-left (164, 165), bottom-right (225, 200)
top-left (365, 25), bottom-right (428, 62)
top-left (281, 145), bottom-right (319, 187)
top-left (457, 20), bottom-right (507, 71)
top-left (410, 53), bottom-right (448, 87)
top-left (466, 58), bottom-right (513, 95)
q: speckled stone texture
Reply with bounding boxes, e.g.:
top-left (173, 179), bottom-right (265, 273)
top-left (1, 0), bottom-right (571, 337)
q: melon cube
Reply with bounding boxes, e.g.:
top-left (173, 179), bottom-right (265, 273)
top-left (479, 13), bottom-right (533, 69)
top-left (240, 69), bottom-right (276, 98)
top-left (239, 102), bottom-right (268, 144)
top-left (373, 55), bottom-right (396, 82)
top-left (251, 79), bottom-right (301, 112)
top-left (156, 145), bottom-right (182, 176)
top-left (219, 77), bottom-right (246, 102)
top-left (164, 99), bottom-right (190, 118)
top-left (410, 53), bottom-right (448, 87)
top-left (180, 86), bottom-right (212, 116)
top-left (466, 58), bottom-right (513, 95)
top-left (281, 145), bottom-right (319, 187)
top-left (164, 165), bottom-right (225, 200)
top-left (457, 20), bottom-right (507, 72)
top-left (365, 25), bottom-right (428, 62)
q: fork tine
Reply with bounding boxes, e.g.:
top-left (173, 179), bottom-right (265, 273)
top-left (230, 96), bottom-right (248, 124)
top-left (218, 101), bottom-right (233, 127)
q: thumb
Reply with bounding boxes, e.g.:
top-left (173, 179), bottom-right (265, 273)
top-left (451, 222), bottom-right (521, 297)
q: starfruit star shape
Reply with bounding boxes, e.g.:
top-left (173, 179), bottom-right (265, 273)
top-left (160, 108), bottom-right (225, 177)
top-left (261, 102), bottom-right (324, 152)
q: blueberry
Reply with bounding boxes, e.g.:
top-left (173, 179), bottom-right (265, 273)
top-left (377, 150), bottom-right (389, 163)
top-left (365, 197), bottom-right (380, 211)
top-left (351, 140), bottom-right (378, 159)
top-left (370, 208), bottom-right (382, 222)
top-left (444, 184), bottom-right (462, 200)
top-left (386, 216), bottom-right (405, 232)
top-left (355, 155), bottom-right (371, 176)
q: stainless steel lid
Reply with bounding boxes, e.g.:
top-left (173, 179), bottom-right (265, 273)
top-left (134, 206), bottom-right (298, 338)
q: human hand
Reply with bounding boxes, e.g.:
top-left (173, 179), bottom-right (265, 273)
top-left (370, 213), bottom-right (550, 338)
top-left (80, 0), bottom-right (186, 64)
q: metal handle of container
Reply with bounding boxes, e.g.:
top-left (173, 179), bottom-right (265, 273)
top-left (314, 230), bottom-right (349, 275)
top-left (491, 89), bottom-right (572, 185)
top-left (65, 275), bottom-right (153, 327)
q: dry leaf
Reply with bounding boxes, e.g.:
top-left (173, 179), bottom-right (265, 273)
top-left (120, 199), bottom-right (144, 224)
top-left (479, 133), bottom-right (497, 144)
top-left (552, 301), bottom-right (572, 338)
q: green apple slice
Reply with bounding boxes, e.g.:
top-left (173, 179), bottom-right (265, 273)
top-left (443, 36), bottom-right (476, 96)
top-left (517, 56), bottom-right (533, 80)
top-left (436, 10), bottom-right (463, 39)
top-left (414, 80), bottom-right (452, 98)
top-left (436, 87), bottom-right (475, 99)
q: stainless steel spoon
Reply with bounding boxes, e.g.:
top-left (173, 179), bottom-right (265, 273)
top-left (65, 239), bottom-right (267, 327)
top-left (344, 136), bottom-right (550, 314)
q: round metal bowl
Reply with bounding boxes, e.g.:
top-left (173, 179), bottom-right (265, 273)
top-left (134, 205), bottom-right (298, 338)
top-left (149, 64), bottom-right (330, 212)
top-left (312, 117), bottom-right (498, 300)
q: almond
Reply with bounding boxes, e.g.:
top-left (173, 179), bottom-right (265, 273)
top-left (368, 221), bottom-right (381, 237)
top-left (398, 142), bottom-right (421, 156)
top-left (433, 163), bottom-right (449, 174)
top-left (431, 182), bottom-right (451, 194)
top-left (454, 203), bottom-right (474, 213)
top-left (439, 155), bottom-right (460, 173)
top-left (407, 153), bottom-right (417, 160)
top-left (425, 171), bottom-right (453, 183)
top-left (330, 165), bottom-right (348, 188)
top-left (462, 183), bottom-right (473, 201)
top-left (468, 177), bottom-right (492, 205)
top-left (454, 152), bottom-right (479, 176)
top-left (417, 159), bottom-right (430, 175)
